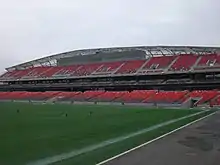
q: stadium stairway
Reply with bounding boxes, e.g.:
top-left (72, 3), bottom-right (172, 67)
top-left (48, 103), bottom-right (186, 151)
top-left (164, 55), bottom-right (180, 72)
top-left (191, 55), bottom-right (202, 70)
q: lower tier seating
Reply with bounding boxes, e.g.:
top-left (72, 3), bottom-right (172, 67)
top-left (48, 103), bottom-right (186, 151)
top-left (144, 91), bottom-right (188, 104)
top-left (188, 90), bottom-right (219, 105)
top-left (0, 90), bottom-right (220, 106)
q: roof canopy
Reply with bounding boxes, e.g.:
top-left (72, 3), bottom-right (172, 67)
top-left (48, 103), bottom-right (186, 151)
top-left (6, 45), bottom-right (220, 71)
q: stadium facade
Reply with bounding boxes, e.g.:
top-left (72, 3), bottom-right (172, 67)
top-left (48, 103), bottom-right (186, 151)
top-left (1, 45), bottom-right (220, 108)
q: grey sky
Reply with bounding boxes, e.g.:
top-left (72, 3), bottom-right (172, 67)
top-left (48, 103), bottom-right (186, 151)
top-left (0, 0), bottom-right (220, 72)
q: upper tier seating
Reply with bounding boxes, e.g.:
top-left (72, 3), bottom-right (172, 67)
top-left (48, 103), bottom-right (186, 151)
top-left (116, 60), bottom-right (146, 74)
top-left (140, 56), bottom-right (176, 73)
top-left (169, 54), bottom-right (198, 71)
top-left (0, 70), bottom-right (30, 79)
top-left (73, 63), bottom-right (101, 76)
top-left (93, 62), bottom-right (123, 75)
top-left (40, 67), bottom-right (64, 78)
top-left (22, 67), bottom-right (52, 79)
top-left (194, 54), bottom-right (220, 70)
top-left (52, 66), bottom-right (79, 77)
top-left (2, 54), bottom-right (220, 81)
top-left (0, 71), bottom-right (15, 79)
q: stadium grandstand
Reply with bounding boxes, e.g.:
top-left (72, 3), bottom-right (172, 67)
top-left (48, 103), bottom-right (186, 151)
top-left (1, 45), bottom-right (220, 108)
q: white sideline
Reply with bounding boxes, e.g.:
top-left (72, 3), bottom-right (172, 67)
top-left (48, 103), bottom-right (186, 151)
top-left (96, 111), bottom-right (217, 165)
top-left (26, 111), bottom-right (212, 165)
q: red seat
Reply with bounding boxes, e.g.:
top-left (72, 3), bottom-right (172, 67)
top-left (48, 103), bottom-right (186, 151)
top-left (145, 91), bottom-right (188, 103)
top-left (116, 60), bottom-right (145, 74)
top-left (0, 91), bottom-right (27, 99)
top-left (90, 91), bottom-right (127, 102)
top-left (73, 63), bottom-right (101, 76)
top-left (189, 90), bottom-right (218, 105)
top-left (142, 56), bottom-right (176, 72)
top-left (115, 90), bottom-right (156, 103)
top-left (53, 92), bottom-right (81, 101)
top-left (194, 54), bottom-right (220, 70)
top-left (0, 70), bottom-right (30, 79)
top-left (212, 95), bottom-right (220, 105)
top-left (170, 54), bottom-right (198, 71)
top-left (52, 66), bottom-right (80, 77)
top-left (42, 67), bottom-right (64, 78)
top-left (22, 67), bottom-right (52, 79)
top-left (93, 62), bottom-right (123, 75)
top-left (71, 91), bottom-right (105, 101)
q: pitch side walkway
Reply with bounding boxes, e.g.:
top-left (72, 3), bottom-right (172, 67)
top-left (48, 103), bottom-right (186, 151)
top-left (104, 111), bottom-right (220, 165)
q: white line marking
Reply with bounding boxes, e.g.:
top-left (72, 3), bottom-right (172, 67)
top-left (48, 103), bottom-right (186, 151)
top-left (96, 111), bottom-right (216, 165)
top-left (27, 111), bottom-right (209, 165)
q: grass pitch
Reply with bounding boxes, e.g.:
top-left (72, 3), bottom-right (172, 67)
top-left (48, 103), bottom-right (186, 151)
top-left (0, 102), bottom-right (211, 165)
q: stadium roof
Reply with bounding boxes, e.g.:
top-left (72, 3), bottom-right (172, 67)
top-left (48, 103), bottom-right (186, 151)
top-left (6, 46), bottom-right (220, 71)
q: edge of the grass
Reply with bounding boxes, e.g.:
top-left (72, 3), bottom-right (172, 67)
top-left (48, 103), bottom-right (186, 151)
top-left (52, 110), bottom-right (215, 165)
top-left (96, 110), bottom-right (216, 165)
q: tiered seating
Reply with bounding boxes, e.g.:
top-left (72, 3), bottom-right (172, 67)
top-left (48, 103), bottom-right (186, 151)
top-left (72, 91), bottom-right (105, 101)
top-left (3, 54), bottom-right (220, 80)
top-left (93, 62), bottom-right (123, 75)
top-left (4, 71), bottom-right (20, 79)
top-left (145, 91), bottom-right (188, 104)
top-left (0, 70), bottom-right (30, 79)
top-left (20, 92), bottom-right (43, 100)
top-left (169, 54), bottom-right (198, 71)
top-left (0, 92), bottom-right (8, 99)
top-left (22, 67), bottom-right (52, 79)
top-left (41, 67), bottom-right (64, 78)
top-left (114, 90), bottom-right (156, 103)
top-left (0, 90), bottom-right (220, 106)
top-left (0, 71), bottom-right (14, 79)
top-left (0, 91), bottom-right (10, 99)
top-left (14, 92), bottom-right (34, 100)
top-left (188, 90), bottom-right (219, 105)
top-left (0, 91), bottom-right (61, 101)
top-left (141, 56), bottom-right (176, 72)
top-left (54, 92), bottom-right (81, 102)
top-left (73, 63), bottom-right (101, 76)
top-left (0, 91), bottom-right (27, 100)
top-left (116, 60), bottom-right (145, 74)
top-left (194, 54), bottom-right (220, 70)
top-left (52, 66), bottom-right (79, 77)
top-left (212, 95), bottom-right (220, 105)
top-left (32, 91), bottom-right (61, 100)
top-left (89, 91), bottom-right (127, 102)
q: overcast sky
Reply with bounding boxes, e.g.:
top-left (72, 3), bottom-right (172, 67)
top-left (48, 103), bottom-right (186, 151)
top-left (0, 0), bottom-right (220, 71)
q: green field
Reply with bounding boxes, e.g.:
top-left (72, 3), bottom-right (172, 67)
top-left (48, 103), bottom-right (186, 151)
top-left (0, 102), bottom-right (212, 165)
